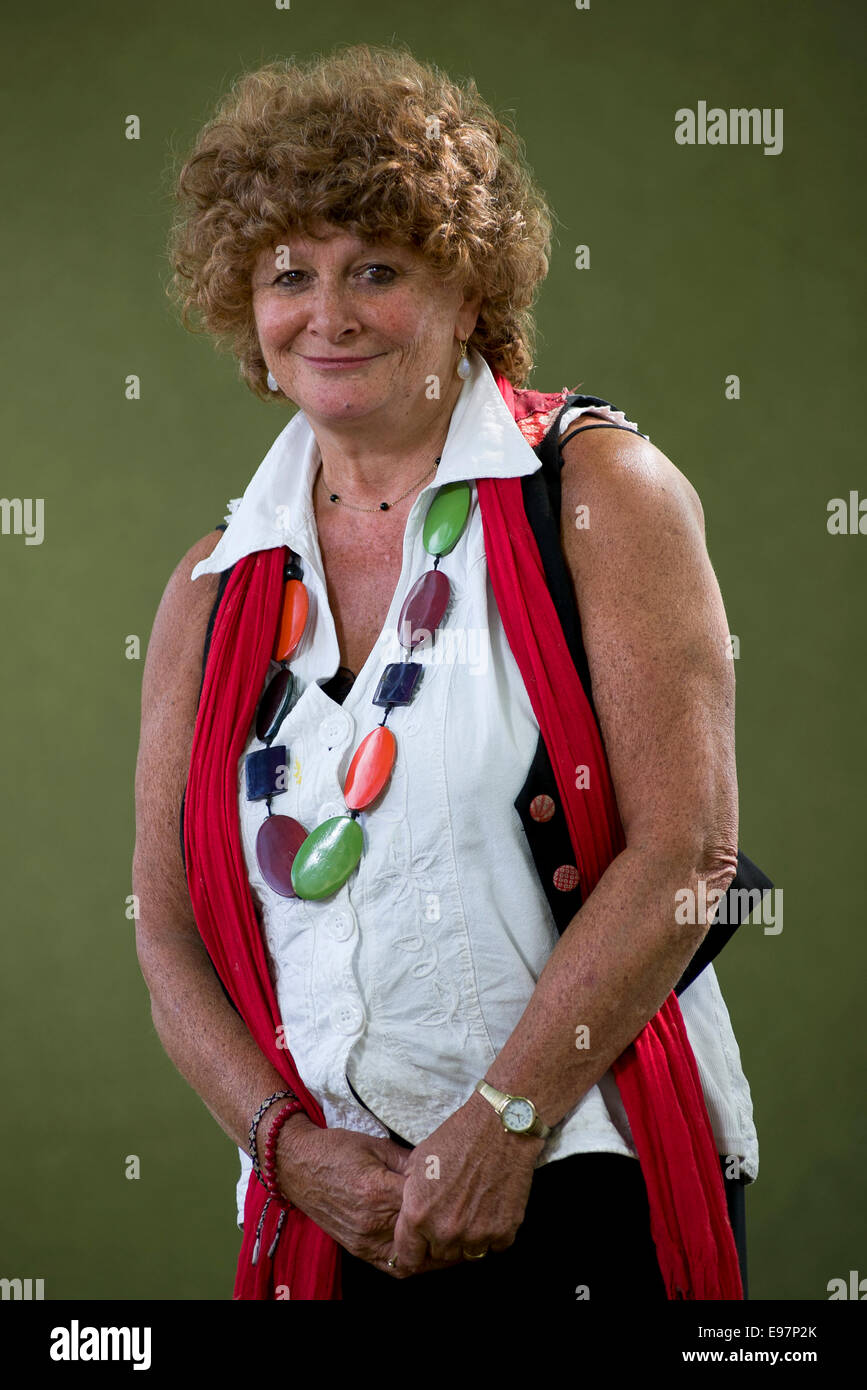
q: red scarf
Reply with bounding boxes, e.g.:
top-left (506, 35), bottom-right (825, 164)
top-left (183, 377), bottom-right (743, 1300)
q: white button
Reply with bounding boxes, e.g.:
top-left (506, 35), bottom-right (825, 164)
top-left (331, 999), bottom-right (365, 1035)
top-left (320, 716), bottom-right (347, 746)
top-left (324, 909), bottom-right (356, 942)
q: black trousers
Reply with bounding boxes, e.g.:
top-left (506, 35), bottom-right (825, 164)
top-left (340, 1142), bottom-right (748, 1302)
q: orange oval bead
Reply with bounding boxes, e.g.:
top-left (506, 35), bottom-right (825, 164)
top-left (343, 726), bottom-right (397, 811)
top-left (273, 579), bottom-right (309, 662)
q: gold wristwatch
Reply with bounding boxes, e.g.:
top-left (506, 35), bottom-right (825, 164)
top-left (474, 1080), bottom-right (552, 1140)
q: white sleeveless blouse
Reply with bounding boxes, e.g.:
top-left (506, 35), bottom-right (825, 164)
top-left (190, 349), bottom-right (759, 1224)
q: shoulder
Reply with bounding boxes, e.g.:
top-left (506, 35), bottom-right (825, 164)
top-left (164, 528), bottom-right (226, 596)
top-left (156, 529), bottom-right (225, 631)
top-left (559, 422), bottom-right (706, 539)
top-left (140, 530), bottom-right (225, 720)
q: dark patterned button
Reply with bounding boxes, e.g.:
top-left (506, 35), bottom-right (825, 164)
top-left (552, 864), bottom-right (580, 892)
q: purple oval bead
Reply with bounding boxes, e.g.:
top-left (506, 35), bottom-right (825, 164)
top-left (255, 814), bottom-right (309, 898)
top-left (256, 667), bottom-right (294, 743)
top-left (396, 569), bottom-right (451, 651)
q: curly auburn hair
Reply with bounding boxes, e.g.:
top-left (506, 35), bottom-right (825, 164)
top-left (166, 42), bottom-right (554, 396)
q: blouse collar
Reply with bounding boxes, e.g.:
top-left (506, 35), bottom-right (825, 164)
top-left (190, 347), bottom-right (545, 581)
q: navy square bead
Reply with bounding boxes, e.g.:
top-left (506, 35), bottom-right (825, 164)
top-left (372, 662), bottom-right (424, 707)
top-left (245, 744), bottom-right (290, 800)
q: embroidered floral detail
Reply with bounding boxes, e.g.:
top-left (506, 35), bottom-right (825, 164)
top-left (377, 838), bottom-right (466, 1033)
top-left (515, 409), bottom-right (559, 448)
top-left (511, 386), bottom-right (574, 421)
top-left (511, 386), bottom-right (575, 448)
top-left (510, 387), bottom-right (645, 447)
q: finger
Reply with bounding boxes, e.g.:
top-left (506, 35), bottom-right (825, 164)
top-left (372, 1242), bottom-right (405, 1279)
top-left (380, 1143), bottom-right (412, 1176)
top-left (360, 1234), bottom-right (404, 1279)
top-left (427, 1235), bottom-right (464, 1264)
top-left (432, 1230), bottom-right (509, 1262)
top-left (373, 1170), bottom-right (408, 1207)
top-left (392, 1204), bottom-right (430, 1273)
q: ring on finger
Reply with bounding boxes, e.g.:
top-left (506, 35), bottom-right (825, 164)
top-left (386, 1255), bottom-right (398, 1269)
top-left (462, 1247), bottom-right (489, 1260)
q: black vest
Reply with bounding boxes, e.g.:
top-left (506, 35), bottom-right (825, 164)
top-left (183, 393), bottom-right (773, 998)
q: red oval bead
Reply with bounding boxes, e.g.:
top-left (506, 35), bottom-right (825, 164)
top-left (343, 726), bottom-right (397, 811)
top-left (256, 815), bottom-right (309, 898)
top-left (396, 570), bottom-right (450, 651)
top-left (273, 580), bottom-right (309, 662)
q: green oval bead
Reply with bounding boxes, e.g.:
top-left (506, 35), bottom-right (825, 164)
top-left (290, 815), bottom-right (364, 900)
top-left (422, 481), bottom-right (471, 556)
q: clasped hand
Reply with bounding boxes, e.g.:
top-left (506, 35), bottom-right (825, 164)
top-left (281, 1094), bottom-right (543, 1279)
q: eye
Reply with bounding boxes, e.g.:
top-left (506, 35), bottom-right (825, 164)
top-left (273, 269), bottom-right (307, 288)
top-left (358, 264), bottom-right (397, 284)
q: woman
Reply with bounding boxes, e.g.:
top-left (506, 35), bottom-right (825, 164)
top-left (133, 42), bottom-right (760, 1301)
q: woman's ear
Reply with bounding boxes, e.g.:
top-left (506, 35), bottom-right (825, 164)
top-left (457, 288), bottom-right (483, 341)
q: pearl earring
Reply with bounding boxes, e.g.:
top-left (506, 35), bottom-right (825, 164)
top-left (267, 370), bottom-right (280, 393)
top-left (456, 339), bottom-right (471, 380)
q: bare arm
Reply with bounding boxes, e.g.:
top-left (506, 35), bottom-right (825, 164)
top-left (392, 425), bottom-right (739, 1269)
top-left (482, 423), bottom-right (739, 1112)
top-left (132, 533), bottom-right (411, 1273)
top-left (132, 532), bottom-right (297, 1155)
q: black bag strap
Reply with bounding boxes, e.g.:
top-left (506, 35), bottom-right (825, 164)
top-left (559, 421), bottom-right (644, 450)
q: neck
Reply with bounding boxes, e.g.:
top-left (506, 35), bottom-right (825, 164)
top-left (309, 374), bottom-right (465, 507)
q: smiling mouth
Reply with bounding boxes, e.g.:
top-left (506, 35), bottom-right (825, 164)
top-left (302, 354), bottom-right (380, 366)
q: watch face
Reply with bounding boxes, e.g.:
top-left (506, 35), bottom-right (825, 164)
top-left (502, 1098), bottom-right (534, 1133)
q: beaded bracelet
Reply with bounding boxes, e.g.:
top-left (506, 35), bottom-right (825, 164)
top-left (248, 1089), bottom-right (297, 1184)
top-left (261, 1098), bottom-right (307, 1204)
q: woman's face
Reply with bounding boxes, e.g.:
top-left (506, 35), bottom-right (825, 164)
top-left (250, 222), bottom-right (481, 424)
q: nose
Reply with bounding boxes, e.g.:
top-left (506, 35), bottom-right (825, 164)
top-left (304, 276), bottom-right (362, 343)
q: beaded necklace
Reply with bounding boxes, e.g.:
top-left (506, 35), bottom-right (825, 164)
top-left (244, 469), bottom-right (472, 900)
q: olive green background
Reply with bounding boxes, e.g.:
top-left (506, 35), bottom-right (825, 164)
top-left (1, 0), bottom-right (863, 1301)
